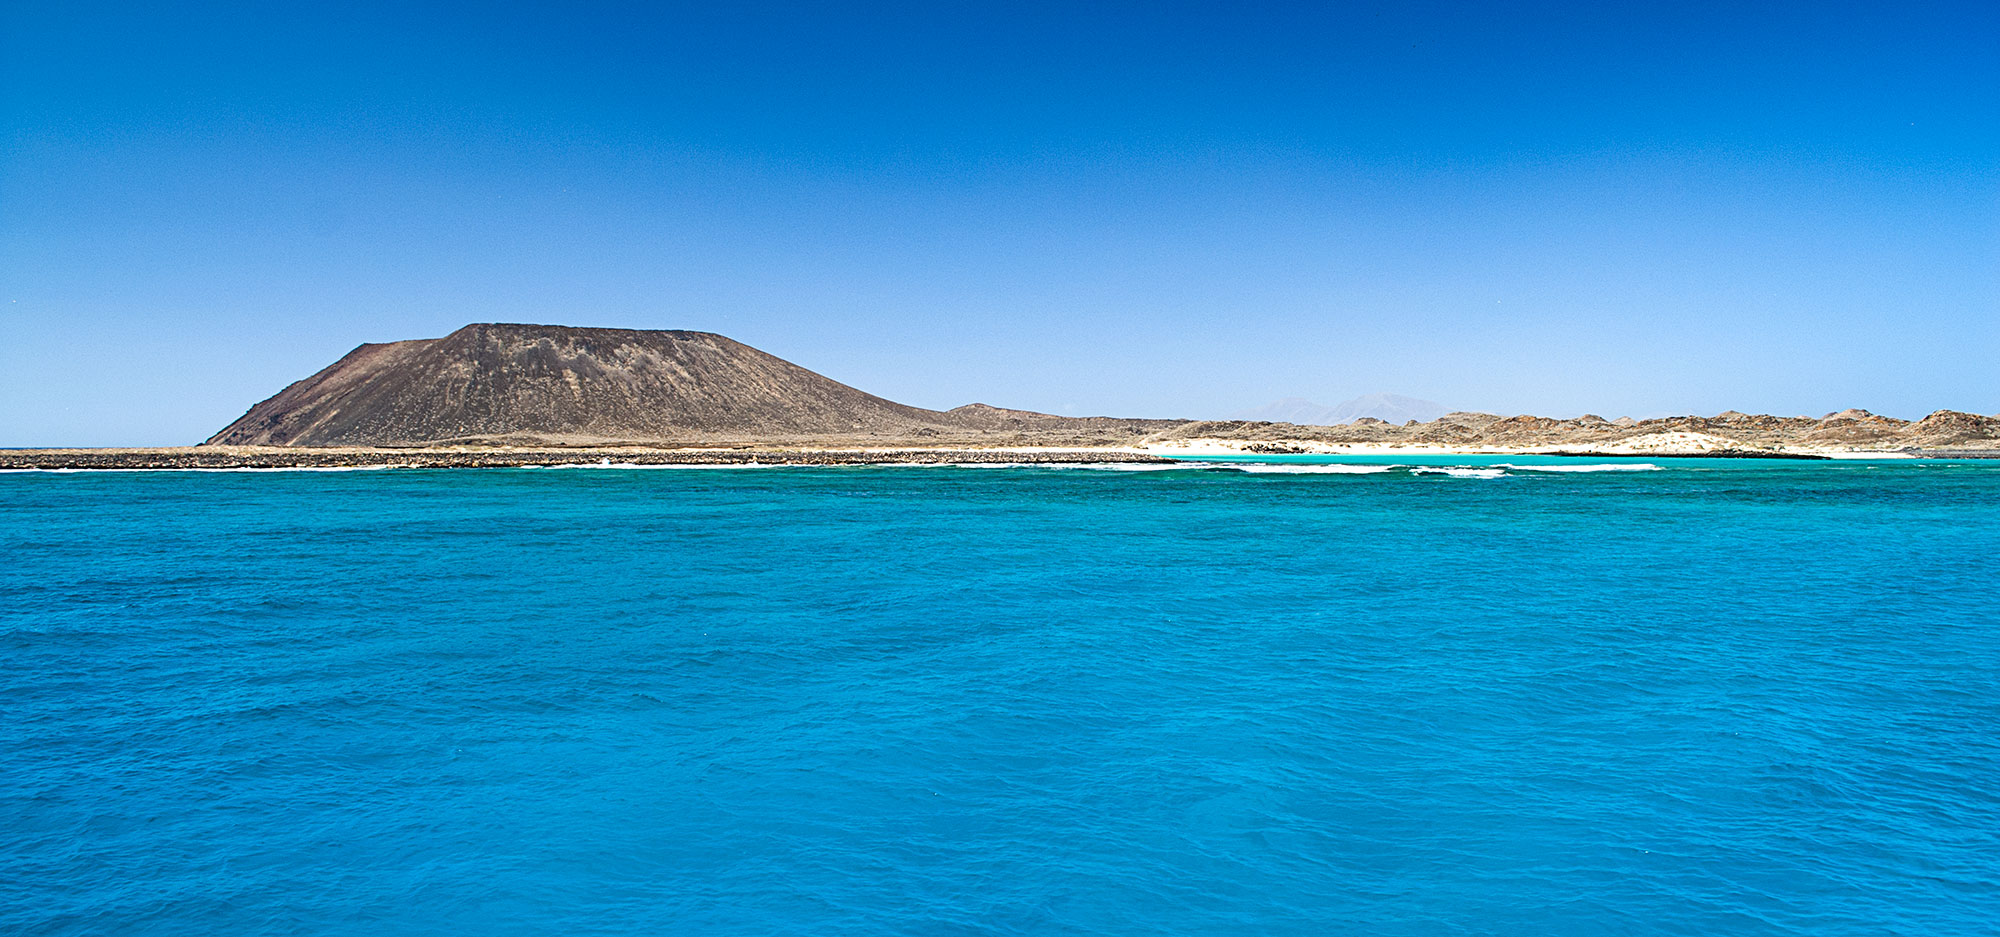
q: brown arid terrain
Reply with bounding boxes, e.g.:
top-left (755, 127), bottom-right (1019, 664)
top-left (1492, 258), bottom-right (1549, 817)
top-left (204, 323), bottom-right (1182, 448)
top-left (1144, 407), bottom-right (2000, 458)
top-left (5, 323), bottom-right (1997, 468)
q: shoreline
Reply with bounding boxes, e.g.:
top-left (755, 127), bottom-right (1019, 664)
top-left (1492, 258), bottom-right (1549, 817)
top-left (3, 443), bottom-right (1995, 470)
top-left (0, 446), bottom-right (1174, 470)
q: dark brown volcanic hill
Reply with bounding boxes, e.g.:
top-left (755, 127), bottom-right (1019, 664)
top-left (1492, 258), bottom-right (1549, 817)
top-left (207, 324), bottom-right (993, 446)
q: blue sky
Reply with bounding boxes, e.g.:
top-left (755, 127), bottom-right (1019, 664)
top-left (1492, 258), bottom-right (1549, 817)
top-left (3, 1), bottom-right (1995, 445)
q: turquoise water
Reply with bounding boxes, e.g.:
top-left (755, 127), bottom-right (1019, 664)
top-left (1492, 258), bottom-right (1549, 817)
top-left (4, 461), bottom-right (1998, 935)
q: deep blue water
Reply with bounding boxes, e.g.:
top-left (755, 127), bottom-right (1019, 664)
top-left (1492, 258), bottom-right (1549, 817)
top-left (4, 460), bottom-right (1998, 936)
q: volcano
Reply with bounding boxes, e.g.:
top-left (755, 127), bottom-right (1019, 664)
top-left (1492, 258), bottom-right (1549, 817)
top-left (206, 323), bottom-right (1176, 447)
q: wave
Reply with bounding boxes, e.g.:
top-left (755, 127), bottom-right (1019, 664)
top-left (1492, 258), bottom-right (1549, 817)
top-left (938, 461), bottom-right (1192, 471)
top-left (535, 461), bottom-right (1193, 471)
top-left (1039, 462), bottom-right (1205, 471)
top-left (532, 461), bottom-right (789, 470)
top-left (956, 461), bottom-right (1392, 473)
top-left (1222, 463), bottom-right (1397, 474)
top-left (1411, 467), bottom-right (1509, 479)
top-left (1499, 462), bottom-right (1661, 473)
top-left (197, 465), bottom-right (398, 473)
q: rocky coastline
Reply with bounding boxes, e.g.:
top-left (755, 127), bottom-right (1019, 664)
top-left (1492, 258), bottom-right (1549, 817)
top-left (0, 447), bottom-right (1179, 471)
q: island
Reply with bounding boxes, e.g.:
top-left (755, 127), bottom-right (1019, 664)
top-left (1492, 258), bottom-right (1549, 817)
top-left (5, 323), bottom-right (1996, 468)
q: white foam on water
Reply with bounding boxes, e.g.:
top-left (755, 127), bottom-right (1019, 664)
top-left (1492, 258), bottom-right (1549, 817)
top-left (1499, 462), bottom-right (1662, 473)
top-left (531, 461), bottom-right (1197, 471)
top-left (195, 465), bottom-right (398, 473)
top-left (1222, 463), bottom-right (1397, 474)
top-left (1412, 467), bottom-right (1509, 479)
top-left (534, 461), bottom-right (781, 470)
top-left (936, 461), bottom-right (1191, 471)
top-left (1042, 462), bottom-right (1204, 471)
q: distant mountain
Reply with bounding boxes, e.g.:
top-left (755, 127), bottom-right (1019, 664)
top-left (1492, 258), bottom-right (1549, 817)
top-left (206, 323), bottom-right (1185, 447)
top-left (1230, 393), bottom-right (1448, 426)
top-left (207, 324), bottom-right (950, 446)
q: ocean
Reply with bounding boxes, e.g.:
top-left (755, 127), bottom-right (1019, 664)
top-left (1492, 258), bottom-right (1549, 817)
top-left (4, 459), bottom-right (1997, 935)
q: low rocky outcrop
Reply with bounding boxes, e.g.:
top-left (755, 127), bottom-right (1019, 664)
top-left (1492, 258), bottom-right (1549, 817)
top-left (1905, 410), bottom-right (2000, 447)
top-left (1804, 408), bottom-right (1911, 445)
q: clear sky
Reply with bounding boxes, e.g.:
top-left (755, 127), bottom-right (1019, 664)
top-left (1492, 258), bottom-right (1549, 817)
top-left (3, 1), bottom-right (1996, 445)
